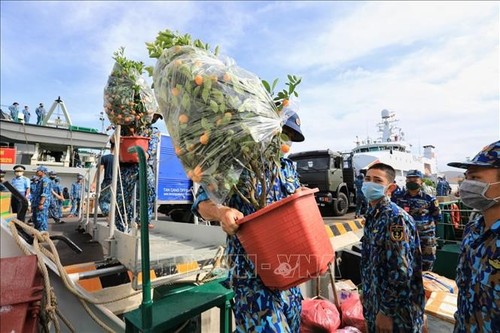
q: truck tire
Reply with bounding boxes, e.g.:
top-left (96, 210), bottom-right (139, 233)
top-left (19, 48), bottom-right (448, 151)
top-left (170, 209), bottom-right (194, 223)
top-left (332, 192), bottom-right (349, 216)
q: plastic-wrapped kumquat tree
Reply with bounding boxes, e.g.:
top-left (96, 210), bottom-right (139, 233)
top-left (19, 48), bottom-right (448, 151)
top-left (147, 30), bottom-right (300, 210)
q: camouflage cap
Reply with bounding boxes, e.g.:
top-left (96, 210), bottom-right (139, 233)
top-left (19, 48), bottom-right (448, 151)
top-left (407, 169), bottom-right (423, 178)
top-left (282, 110), bottom-right (305, 142)
top-left (448, 140), bottom-right (500, 169)
top-left (36, 165), bottom-right (49, 173)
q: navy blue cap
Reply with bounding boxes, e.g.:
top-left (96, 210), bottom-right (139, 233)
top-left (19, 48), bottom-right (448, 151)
top-left (407, 170), bottom-right (423, 178)
top-left (0, 169), bottom-right (5, 175)
top-left (448, 140), bottom-right (500, 169)
top-left (13, 165), bottom-right (26, 171)
top-left (282, 110), bottom-right (305, 142)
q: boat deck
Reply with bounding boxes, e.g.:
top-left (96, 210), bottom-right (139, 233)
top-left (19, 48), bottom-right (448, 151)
top-left (42, 211), bottom-right (454, 332)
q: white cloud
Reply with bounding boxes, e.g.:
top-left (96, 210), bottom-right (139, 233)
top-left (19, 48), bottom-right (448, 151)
top-left (1, 1), bottom-right (498, 172)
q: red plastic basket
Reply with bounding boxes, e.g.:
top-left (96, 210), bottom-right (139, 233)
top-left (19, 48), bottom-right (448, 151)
top-left (120, 136), bottom-right (150, 163)
top-left (237, 188), bottom-right (334, 290)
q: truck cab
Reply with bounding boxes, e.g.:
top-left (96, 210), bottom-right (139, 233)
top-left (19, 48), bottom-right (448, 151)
top-left (288, 149), bottom-right (356, 216)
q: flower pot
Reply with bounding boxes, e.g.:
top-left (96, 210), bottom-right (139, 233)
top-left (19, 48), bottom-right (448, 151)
top-left (236, 188), bottom-right (334, 290)
top-left (119, 136), bottom-right (150, 163)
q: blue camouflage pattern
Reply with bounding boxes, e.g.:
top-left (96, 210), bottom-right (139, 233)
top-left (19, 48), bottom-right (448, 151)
top-left (448, 140), bottom-right (500, 169)
top-left (193, 158), bottom-right (303, 332)
top-left (70, 180), bottom-right (83, 215)
top-left (361, 196), bottom-right (425, 333)
top-left (354, 177), bottom-right (367, 217)
top-left (48, 177), bottom-right (63, 222)
top-left (114, 126), bottom-right (159, 232)
top-left (454, 217), bottom-right (500, 333)
top-left (394, 189), bottom-right (441, 271)
top-left (29, 177), bottom-right (39, 206)
top-left (97, 153), bottom-right (114, 215)
top-left (32, 175), bottom-right (52, 231)
top-left (436, 178), bottom-right (451, 196)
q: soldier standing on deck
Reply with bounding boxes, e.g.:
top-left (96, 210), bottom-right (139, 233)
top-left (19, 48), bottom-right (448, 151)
top-left (32, 166), bottom-right (51, 231)
top-left (394, 169), bottom-right (442, 271)
top-left (360, 162), bottom-right (425, 332)
top-left (447, 140), bottom-right (500, 333)
top-left (354, 174), bottom-right (367, 218)
top-left (68, 174), bottom-right (84, 217)
top-left (48, 171), bottom-right (65, 224)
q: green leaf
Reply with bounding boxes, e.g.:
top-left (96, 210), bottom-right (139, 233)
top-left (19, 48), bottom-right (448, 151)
top-left (209, 100), bottom-right (219, 113)
top-left (261, 80), bottom-right (271, 93)
top-left (202, 88), bottom-right (209, 102)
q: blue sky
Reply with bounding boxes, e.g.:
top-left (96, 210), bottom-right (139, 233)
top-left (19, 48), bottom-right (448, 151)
top-left (1, 1), bottom-right (498, 171)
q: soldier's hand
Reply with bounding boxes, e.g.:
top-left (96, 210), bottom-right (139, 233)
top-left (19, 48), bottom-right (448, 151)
top-left (217, 206), bottom-right (243, 236)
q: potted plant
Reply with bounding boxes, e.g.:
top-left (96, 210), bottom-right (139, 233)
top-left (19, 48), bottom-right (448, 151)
top-left (147, 30), bottom-right (333, 289)
top-left (104, 47), bottom-right (158, 162)
top-left (146, 30), bottom-right (301, 209)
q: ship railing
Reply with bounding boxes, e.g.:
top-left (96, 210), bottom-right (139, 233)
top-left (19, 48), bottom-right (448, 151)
top-left (437, 199), bottom-right (477, 245)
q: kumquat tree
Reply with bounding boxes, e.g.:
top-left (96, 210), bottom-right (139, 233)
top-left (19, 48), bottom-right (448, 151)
top-left (146, 29), bottom-right (301, 210)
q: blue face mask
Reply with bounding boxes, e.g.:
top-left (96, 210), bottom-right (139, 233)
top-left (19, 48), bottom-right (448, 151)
top-left (361, 182), bottom-right (387, 201)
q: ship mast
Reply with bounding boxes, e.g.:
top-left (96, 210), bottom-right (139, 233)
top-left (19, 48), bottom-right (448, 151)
top-left (378, 109), bottom-right (403, 142)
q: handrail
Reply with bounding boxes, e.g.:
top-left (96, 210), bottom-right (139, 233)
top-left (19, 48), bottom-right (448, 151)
top-left (128, 144), bottom-right (152, 329)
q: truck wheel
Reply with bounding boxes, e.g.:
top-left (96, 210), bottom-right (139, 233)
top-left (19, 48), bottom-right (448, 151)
top-left (332, 192), bottom-right (349, 216)
top-left (170, 209), bottom-right (193, 223)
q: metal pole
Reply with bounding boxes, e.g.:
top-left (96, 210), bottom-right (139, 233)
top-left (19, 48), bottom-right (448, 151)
top-left (107, 126), bottom-right (120, 250)
top-left (131, 144), bottom-right (152, 329)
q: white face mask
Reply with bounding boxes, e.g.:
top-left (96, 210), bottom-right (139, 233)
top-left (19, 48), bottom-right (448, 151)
top-left (459, 180), bottom-right (500, 211)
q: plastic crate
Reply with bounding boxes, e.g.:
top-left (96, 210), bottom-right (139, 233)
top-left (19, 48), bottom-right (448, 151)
top-left (0, 255), bottom-right (43, 333)
top-left (237, 188), bottom-right (334, 290)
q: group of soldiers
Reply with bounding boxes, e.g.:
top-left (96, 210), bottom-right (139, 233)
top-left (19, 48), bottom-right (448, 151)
top-left (0, 165), bottom-right (84, 231)
top-left (355, 169), bottom-right (442, 270)
top-left (5, 101), bottom-right (46, 125)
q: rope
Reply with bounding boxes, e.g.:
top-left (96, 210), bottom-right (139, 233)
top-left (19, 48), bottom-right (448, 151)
top-left (7, 217), bottom-right (229, 331)
top-left (7, 218), bottom-right (137, 332)
top-left (196, 245), bottom-right (228, 284)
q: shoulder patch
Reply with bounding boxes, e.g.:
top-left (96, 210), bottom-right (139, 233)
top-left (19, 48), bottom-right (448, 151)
top-left (390, 224), bottom-right (405, 241)
top-left (489, 258), bottom-right (500, 270)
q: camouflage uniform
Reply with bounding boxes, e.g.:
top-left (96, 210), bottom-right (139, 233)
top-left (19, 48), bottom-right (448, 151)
top-left (70, 176), bottom-right (83, 216)
top-left (32, 167), bottom-right (52, 231)
top-left (48, 174), bottom-right (63, 223)
top-left (436, 178), bottom-right (451, 196)
top-left (114, 126), bottom-right (160, 232)
top-left (395, 188), bottom-right (441, 271)
top-left (192, 158), bottom-right (303, 332)
top-left (361, 196), bottom-right (425, 333)
top-left (354, 176), bottom-right (367, 217)
top-left (447, 140), bottom-right (500, 333)
top-left (454, 217), bottom-right (499, 332)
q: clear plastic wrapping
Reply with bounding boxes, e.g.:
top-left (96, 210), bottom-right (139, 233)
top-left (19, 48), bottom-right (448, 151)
top-left (153, 45), bottom-right (283, 204)
top-left (104, 62), bottom-right (158, 132)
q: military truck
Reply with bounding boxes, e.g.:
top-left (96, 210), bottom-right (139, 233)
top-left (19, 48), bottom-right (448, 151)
top-left (288, 149), bottom-right (357, 216)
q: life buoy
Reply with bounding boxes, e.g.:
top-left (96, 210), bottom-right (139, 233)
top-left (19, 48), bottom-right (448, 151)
top-left (450, 203), bottom-right (461, 229)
